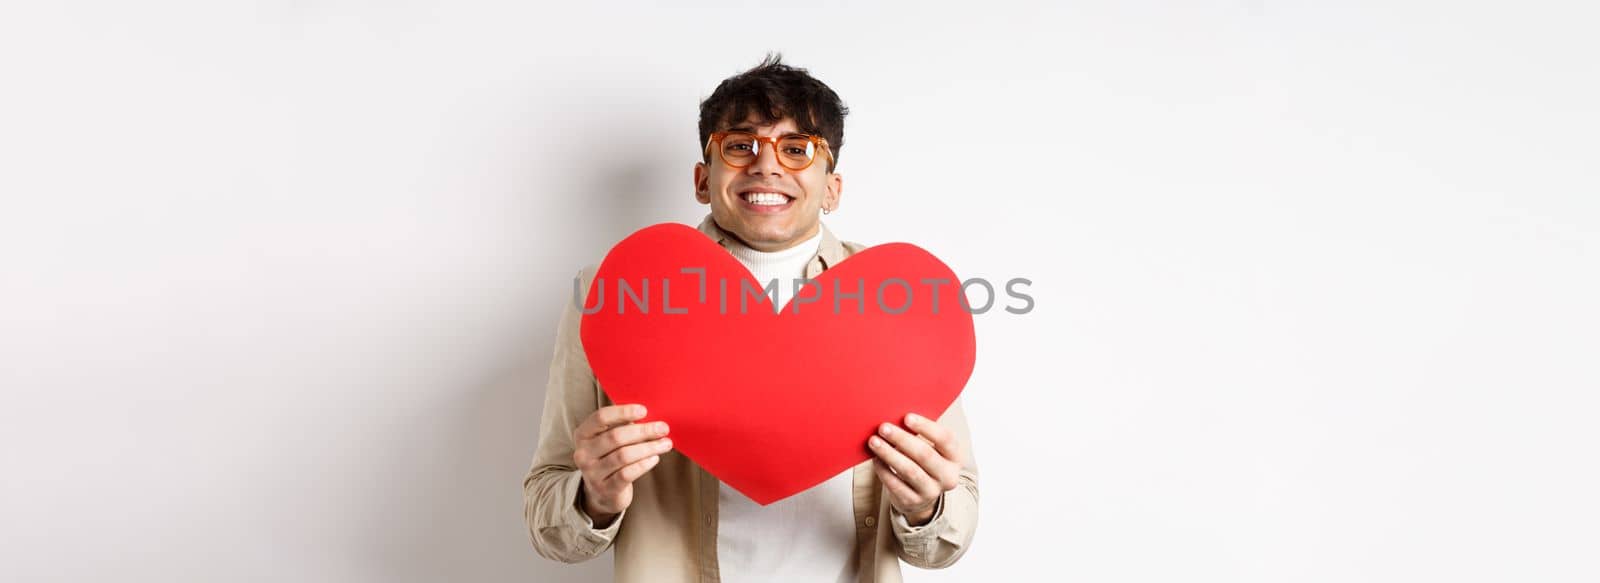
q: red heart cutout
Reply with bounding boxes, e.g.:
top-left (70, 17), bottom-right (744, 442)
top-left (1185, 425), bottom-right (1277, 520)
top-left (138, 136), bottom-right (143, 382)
top-left (579, 224), bottom-right (976, 505)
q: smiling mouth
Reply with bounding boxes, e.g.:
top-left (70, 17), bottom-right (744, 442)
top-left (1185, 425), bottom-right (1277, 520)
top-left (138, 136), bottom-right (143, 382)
top-left (738, 191), bottom-right (796, 213)
top-left (740, 191), bottom-right (794, 206)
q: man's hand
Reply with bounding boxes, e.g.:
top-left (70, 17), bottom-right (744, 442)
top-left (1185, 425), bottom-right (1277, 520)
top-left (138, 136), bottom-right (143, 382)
top-left (867, 412), bottom-right (964, 527)
top-left (572, 404), bottom-right (673, 528)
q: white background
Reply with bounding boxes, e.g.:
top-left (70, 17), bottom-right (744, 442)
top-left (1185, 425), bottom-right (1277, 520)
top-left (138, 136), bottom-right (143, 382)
top-left (3, 1), bottom-right (1597, 581)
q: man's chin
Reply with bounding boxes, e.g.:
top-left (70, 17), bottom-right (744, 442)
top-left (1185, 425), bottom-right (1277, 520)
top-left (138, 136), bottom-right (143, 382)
top-left (740, 232), bottom-right (791, 247)
top-left (714, 212), bottom-right (813, 248)
top-left (729, 226), bottom-right (804, 250)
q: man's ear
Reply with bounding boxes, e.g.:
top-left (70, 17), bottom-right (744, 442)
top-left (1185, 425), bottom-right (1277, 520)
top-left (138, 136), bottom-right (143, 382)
top-left (827, 171), bottom-right (843, 210)
top-left (694, 161), bottom-right (711, 204)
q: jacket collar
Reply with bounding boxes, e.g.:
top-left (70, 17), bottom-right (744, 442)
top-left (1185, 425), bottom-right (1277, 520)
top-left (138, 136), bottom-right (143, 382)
top-left (694, 213), bottom-right (847, 271)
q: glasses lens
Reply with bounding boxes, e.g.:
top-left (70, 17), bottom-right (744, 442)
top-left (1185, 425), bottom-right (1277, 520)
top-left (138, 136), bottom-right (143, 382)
top-left (776, 136), bottom-right (816, 169)
top-left (720, 132), bottom-right (758, 165)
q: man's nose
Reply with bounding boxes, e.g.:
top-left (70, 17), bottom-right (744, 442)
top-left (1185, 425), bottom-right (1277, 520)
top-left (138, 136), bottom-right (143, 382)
top-left (746, 141), bottom-right (785, 175)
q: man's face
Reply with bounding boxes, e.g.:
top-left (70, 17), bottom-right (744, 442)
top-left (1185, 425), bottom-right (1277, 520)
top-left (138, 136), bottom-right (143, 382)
top-left (694, 115), bottom-right (842, 252)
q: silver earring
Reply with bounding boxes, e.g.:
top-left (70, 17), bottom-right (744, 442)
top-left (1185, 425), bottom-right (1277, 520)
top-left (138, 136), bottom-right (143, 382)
top-left (823, 206), bottom-right (833, 215)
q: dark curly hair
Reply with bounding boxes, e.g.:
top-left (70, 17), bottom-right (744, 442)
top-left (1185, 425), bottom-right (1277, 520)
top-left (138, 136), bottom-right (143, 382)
top-left (698, 53), bottom-right (849, 173)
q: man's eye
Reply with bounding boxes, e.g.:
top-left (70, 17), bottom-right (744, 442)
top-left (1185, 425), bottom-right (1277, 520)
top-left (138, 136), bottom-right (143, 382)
top-left (783, 147), bottom-right (808, 156)
top-left (728, 144), bottom-right (753, 152)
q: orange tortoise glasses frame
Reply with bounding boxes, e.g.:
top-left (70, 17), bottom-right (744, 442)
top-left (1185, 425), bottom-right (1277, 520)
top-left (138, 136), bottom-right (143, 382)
top-left (703, 131), bottom-right (835, 172)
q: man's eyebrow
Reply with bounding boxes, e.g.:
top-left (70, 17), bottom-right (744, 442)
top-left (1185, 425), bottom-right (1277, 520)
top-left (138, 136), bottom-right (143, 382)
top-left (725, 126), bottom-right (811, 137)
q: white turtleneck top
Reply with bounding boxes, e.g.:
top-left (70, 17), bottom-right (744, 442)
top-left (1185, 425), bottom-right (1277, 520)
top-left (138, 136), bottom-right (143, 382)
top-left (716, 227), bottom-right (855, 583)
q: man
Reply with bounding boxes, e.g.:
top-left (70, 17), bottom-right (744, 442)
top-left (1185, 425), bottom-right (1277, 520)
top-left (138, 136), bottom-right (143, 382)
top-left (523, 55), bottom-right (979, 583)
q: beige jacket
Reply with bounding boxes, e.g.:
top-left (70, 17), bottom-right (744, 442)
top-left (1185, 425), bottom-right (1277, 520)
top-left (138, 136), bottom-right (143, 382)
top-left (523, 215), bottom-right (980, 582)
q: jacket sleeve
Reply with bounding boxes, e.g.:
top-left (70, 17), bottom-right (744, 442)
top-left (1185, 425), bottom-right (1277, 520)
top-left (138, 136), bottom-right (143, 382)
top-left (888, 396), bottom-right (980, 569)
top-left (523, 266), bottom-right (626, 563)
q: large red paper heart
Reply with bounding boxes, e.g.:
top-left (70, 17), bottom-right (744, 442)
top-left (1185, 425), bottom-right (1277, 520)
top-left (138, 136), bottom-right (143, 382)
top-left (579, 223), bottom-right (975, 505)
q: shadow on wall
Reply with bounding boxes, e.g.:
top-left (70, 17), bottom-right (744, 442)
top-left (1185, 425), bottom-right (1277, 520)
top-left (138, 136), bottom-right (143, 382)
top-left (353, 75), bottom-right (701, 582)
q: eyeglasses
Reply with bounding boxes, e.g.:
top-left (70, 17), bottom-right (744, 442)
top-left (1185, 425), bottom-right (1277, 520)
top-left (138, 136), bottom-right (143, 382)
top-left (704, 131), bottom-right (834, 172)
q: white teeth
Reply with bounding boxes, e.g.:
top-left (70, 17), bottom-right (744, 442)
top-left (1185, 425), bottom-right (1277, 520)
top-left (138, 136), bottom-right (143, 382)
top-left (742, 192), bottom-right (789, 206)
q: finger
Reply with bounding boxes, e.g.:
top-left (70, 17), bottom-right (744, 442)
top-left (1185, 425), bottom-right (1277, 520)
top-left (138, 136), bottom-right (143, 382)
top-left (877, 422), bottom-right (950, 480)
top-left (576, 404), bottom-right (649, 440)
top-left (868, 434), bottom-right (941, 498)
top-left (873, 458), bottom-right (921, 507)
top-left (905, 412), bottom-right (962, 463)
top-left (606, 453), bottom-right (662, 485)
top-left (597, 437), bottom-right (674, 476)
top-left (580, 420), bottom-right (670, 464)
